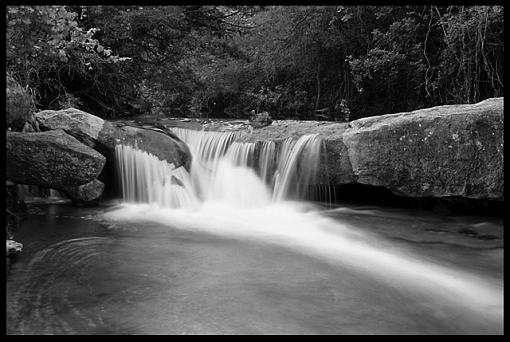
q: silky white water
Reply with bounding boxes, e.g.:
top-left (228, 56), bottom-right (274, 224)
top-left (109, 127), bottom-right (503, 330)
top-left (115, 128), bottom-right (321, 208)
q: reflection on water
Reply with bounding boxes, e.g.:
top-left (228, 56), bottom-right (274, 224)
top-left (6, 203), bottom-right (503, 335)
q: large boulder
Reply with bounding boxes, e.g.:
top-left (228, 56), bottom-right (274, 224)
top-left (342, 97), bottom-right (504, 199)
top-left (107, 125), bottom-right (191, 170)
top-left (35, 107), bottom-right (191, 170)
top-left (235, 98), bottom-right (503, 201)
top-left (35, 108), bottom-right (104, 144)
top-left (36, 108), bottom-right (192, 198)
top-left (6, 129), bottom-right (106, 190)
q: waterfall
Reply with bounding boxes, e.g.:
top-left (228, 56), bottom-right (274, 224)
top-left (115, 144), bottom-right (199, 209)
top-left (272, 135), bottom-right (321, 202)
top-left (258, 141), bottom-right (276, 185)
top-left (115, 127), bottom-right (323, 210)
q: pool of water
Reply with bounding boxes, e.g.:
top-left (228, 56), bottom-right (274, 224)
top-left (6, 201), bottom-right (503, 334)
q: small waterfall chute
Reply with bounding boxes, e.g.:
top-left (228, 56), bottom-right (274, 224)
top-left (115, 144), bottom-right (199, 210)
top-left (115, 127), bottom-right (323, 209)
top-left (258, 140), bottom-right (276, 186)
top-left (272, 134), bottom-right (322, 202)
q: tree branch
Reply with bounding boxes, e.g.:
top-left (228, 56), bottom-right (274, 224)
top-left (423, 6), bottom-right (433, 98)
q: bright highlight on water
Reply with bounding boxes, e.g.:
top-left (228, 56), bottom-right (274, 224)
top-left (115, 128), bottom-right (322, 208)
top-left (111, 127), bottom-right (503, 330)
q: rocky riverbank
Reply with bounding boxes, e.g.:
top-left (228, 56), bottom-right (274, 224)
top-left (6, 108), bottom-right (193, 257)
top-left (5, 98), bottom-right (504, 257)
top-left (231, 97), bottom-right (504, 201)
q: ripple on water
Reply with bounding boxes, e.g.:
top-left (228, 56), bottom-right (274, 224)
top-left (8, 236), bottom-right (115, 334)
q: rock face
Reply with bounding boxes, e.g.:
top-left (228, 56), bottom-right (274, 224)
top-left (343, 98), bottom-right (503, 199)
top-left (36, 108), bottom-right (192, 198)
top-left (62, 179), bottom-right (105, 206)
top-left (110, 125), bottom-right (191, 170)
top-left (35, 107), bottom-right (191, 170)
top-left (236, 97), bottom-right (504, 200)
top-left (36, 108), bottom-right (104, 139)
top-left (6, 130), bottom-right (106, 190)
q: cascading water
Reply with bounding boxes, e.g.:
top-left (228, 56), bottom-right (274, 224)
top-left (272, 135), bottom-right (321, 201)
top-left (115, 144), bottom-right (198, 209)
top-left (109, 126), bottom-right (502, 332)
top-left (115, 127), bottom-right (322, 209)
top-left (258, 140), bottom-right (276, 185)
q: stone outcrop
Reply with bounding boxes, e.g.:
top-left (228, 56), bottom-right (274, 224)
top-left (28, 99), bottom-right (503, 202)
top-left (35, 107), bottom-right (191, 170)
top-left (6, 129), bottom-right (106, 193)
top-left (110, 125), bottom-right (191, 170)
top-left (343, 97), bottom-right (503, 199)
top-left (236, 97), bottom-right (504, 200)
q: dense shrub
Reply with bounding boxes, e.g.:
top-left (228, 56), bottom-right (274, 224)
top-left (6, 74), bottom-right (36, 131)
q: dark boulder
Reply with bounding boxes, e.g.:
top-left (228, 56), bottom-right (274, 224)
top-left (36, 107), bottom-right (191, 169)
top-left (62, 179), bottom-right (105, 206)
top-left (107, 124), bottom-right (191, 170)
top-left (36, 108), bottom-right (192, 197)
top-left (6, 130), bottom-right (106, 190)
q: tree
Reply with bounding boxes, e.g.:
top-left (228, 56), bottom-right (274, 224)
top-left (6, 6), bottom-right (131, 116)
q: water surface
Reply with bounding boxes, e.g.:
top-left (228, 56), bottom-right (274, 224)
top-left (6, 201), bottom-right (503, 334)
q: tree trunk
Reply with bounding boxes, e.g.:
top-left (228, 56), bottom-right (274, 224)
top-left (315, 61), bottom-right (321, 112)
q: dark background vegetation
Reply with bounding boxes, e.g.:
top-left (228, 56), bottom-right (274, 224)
top-left (6, 5), bottom-right (504, 123)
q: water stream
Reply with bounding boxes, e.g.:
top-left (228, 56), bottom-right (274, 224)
top-left (6, 127), bottom-right (503, 334)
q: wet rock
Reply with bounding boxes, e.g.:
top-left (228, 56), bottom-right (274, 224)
top-left (6, 240), bottom-right (23, 256)
top-left (235, 98), bottom-right (503, 201)
top-left (110, 125), bottom-right (191, 170)
top-left (6, 129), bottom-right (106, 190)
top-left (35, 107), bottom-right (192, 194)
top-left (35, 107), bottom-right (191, 170)
top-left (62, 179), bottom-right (105, 207)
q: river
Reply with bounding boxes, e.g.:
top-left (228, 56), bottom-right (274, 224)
top-left (6, 199), bottom-right (503, 334)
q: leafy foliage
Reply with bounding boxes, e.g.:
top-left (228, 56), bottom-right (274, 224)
top-left (6, 5), bottom-right (504, 120)
top-left (6, 74), bottom-right (36, 131)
